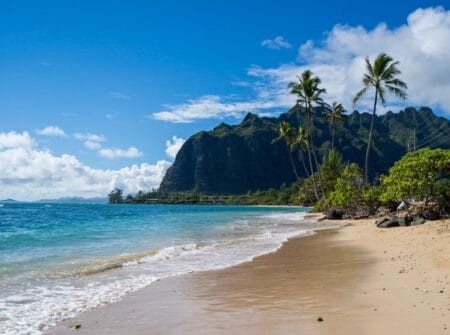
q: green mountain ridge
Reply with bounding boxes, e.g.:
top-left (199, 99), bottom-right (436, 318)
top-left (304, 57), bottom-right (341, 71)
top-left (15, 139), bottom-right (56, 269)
top-left (160, 106), bottom-right (450, 194)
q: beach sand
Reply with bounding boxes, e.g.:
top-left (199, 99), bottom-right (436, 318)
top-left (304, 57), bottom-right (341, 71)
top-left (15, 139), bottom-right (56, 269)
top-left (47, 218), bottom-right (450, 335)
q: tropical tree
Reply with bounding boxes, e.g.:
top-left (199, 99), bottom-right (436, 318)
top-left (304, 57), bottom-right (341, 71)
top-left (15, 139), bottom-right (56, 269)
top-left (353, 53), bottom-right (407, 183)
top-left (108, 188), bottom-right (123, 204)
top-left (320, 148), bottom-right (345, 194)
top-left (290, 126), bottom-right (311, 179)
top-left (272, 121), bottom-right (299, 180)
top-left (325, 102), bottom-right (345, 150)
top-left (379, 148), bottom-right (450, 205)
top-left (288, 70), bottom-right (326, 196)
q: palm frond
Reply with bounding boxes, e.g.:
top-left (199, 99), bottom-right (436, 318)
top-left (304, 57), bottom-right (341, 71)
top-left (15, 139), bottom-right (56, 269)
top-left (385, 78), bottom-right (407, 89)
top-left (353, 87), bottom-right (368, 106)
top-left (365, 56), bottom-right (375, 77)
top-left (378, 87), bottom-right (386, 105)
top-left (373, 53), bottom-right (393, 76)
top-left (386, 85), bottom-right (407, 99)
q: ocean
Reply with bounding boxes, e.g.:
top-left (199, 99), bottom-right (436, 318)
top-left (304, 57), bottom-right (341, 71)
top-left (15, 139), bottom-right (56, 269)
top-left (0, 203), bottom-right (322, 334)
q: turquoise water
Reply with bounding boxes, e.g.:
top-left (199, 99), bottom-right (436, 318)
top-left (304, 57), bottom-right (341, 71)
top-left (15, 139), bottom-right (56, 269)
top-left (0, 203), bottom-right (316, 334)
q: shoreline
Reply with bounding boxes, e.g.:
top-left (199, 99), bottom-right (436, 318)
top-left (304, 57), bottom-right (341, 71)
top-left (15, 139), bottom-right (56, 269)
top-left (47, 218), bottom-right (450, 334)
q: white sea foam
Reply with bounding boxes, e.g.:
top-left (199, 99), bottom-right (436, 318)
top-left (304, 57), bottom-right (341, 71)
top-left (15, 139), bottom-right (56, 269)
top-left (260, 211), bottom-right (307, 222)
top-left (0, 210), bottom-right (319, 335)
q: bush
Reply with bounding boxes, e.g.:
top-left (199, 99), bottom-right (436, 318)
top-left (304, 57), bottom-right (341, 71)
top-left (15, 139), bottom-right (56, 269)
top-left (379, 148), bottom-right (450, 204)
top-left (325, 163), bottom-right (379, 217)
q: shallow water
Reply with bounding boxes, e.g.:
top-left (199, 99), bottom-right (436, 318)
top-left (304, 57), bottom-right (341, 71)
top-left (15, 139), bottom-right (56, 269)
top-left (0, 203), bottom-right (320, 334)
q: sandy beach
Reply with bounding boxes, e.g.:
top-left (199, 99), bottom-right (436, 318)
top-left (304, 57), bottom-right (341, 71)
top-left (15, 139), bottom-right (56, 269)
top-left (48, 218), bottom-right (450, 335)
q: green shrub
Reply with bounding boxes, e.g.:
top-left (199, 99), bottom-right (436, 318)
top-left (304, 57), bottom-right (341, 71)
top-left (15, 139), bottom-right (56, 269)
top-left (379, 148), bottom-right (450, 203)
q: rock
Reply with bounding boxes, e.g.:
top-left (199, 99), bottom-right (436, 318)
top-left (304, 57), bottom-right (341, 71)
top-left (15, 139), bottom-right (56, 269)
top-left (410, 215), bottom-right (426, 226)
top-left (376, 217), bottom-right (400, 228)
top-left (317, 317), bottom-right (324, 322)
top-left (397, 201), bottom-right (408, 211)
top-left (326, 208), bottom-right (344, 220)
top-left (69, 324), bottom-right (82, 330)
top-left (422, 210), bottom-right (440, 221)
top-left (376, 217), bottom-right (390, 226)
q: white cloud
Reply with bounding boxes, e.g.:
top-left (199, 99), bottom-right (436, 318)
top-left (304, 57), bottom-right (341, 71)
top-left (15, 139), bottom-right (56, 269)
top-left (153, 7), bottom-right (450, 122)
top-left (36, 126), bottom-right (67, 137)
top-left (165, 136), bottom-right (185, 159)
top-left (253, 6), bottom-right (450, 114)
top-left (0, 132), bottom-right (170, 201)
top-left (152, 95), bottom-right (284, 123)
top-left (261, 36), bottom-right (292, 49)
top-left (0, 131), bottom-right (36, 150)
top-left (84, 140), bottom-right (102, 150)
top-left (109, 92), bottom-right (132, 100)
top-left (74, 133), bottom-right (106, 142)
top-left (99, 147), bottom-right (143, 159)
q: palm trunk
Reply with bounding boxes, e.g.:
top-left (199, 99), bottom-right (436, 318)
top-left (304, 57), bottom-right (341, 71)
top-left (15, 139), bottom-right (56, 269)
top-left (286, 146), bottom-right (299, 180)
top-left (365, 89), bottom-right (378, 184)
top-left (304, 107), bottom-right (319, 200)
top-left (331, 119), bottom-right (335, 150)
top-left (308, 103), bottom-right (326, 197)
top-left (298, 149), bottom-right (310, 178)
top-left (310, 142), bottom-right (326, 197)
top-left (305, 142), bottom-right (319, 200)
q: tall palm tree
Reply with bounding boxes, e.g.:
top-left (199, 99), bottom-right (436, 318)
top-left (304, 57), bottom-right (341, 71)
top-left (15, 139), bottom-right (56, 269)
top-left (353, 53), bottom-right (407, 183)
top-left (272, 121), bottom-right (299, 180)
top-left (324, 102), bottom-right (345, 150)
top-left (289, 70), bottom-right (327, 196)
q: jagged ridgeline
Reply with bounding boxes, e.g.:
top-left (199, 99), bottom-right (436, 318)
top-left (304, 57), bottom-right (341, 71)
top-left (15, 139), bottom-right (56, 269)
top-left (160, 107), bottom-right (450, 194)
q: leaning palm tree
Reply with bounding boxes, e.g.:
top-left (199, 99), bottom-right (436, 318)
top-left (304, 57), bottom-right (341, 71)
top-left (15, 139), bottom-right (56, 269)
top-left (324, 102), bottom-right (345, 150)
top-left (272, 121), bottom-right (299, 180)
top-left (353, 53), bottom-right (407, 183)
top-left (290, 126), bottom-right (311, 177)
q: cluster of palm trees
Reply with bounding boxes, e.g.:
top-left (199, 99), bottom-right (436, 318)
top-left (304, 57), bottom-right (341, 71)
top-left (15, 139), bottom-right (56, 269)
top-left (273, 52), bottom-right (407, 201)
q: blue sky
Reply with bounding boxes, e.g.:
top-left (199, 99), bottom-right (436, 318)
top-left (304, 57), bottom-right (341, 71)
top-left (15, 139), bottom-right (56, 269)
top-left (0, 1), bottom-right (449, 200)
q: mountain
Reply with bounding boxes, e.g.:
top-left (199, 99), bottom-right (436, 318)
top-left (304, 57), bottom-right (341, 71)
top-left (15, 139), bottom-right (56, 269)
top-left (160, 106), bottom-right (450, 194)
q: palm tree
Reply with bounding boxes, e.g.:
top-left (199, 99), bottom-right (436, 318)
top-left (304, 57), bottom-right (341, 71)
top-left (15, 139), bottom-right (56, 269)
top-left (324, 102), bottom-right (345, 150)
top-left (288, 70), bottom-right (326, 196)
top-left (272, 121), bottom-right (299, 180)
top-left (353, 53), bottom-right (407, 183)
top-left (290, 126), bottom-right (311, 177)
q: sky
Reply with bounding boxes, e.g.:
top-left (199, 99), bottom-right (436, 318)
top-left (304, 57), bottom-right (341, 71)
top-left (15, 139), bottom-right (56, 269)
top-left (1, 0), bottom-right (449, 200)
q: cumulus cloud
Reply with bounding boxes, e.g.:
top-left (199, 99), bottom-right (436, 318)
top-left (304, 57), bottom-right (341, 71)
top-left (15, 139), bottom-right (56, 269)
top-left (253, 6), bottom-right (450, 114)
top-left (261, 36), bottom-right (292, 49)
top-left (74, 132), bottom-right (106, 142)
top-left (99, 146), bottom-right (143, 159)
top-left (0, 131), bottom-right (35, 149)
top-left (165, 136), bottom-right (185, 159)
top-left (36, 126), bottom-right (67, 137)
top-left (0, 132), bottom-right (170, 201)
top-left (84, 140), bottom-right (102, 150)
top-left (153, 7), bottom-right (450, 122)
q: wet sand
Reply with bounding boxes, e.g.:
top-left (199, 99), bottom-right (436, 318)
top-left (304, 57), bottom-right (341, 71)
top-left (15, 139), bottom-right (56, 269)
top-left (48, 218), bottom-right (450, 335)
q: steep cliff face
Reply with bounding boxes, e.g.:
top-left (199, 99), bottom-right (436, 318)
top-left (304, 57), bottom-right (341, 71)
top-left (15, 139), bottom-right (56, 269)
top-left (159, 107), bottom-right (450, 194)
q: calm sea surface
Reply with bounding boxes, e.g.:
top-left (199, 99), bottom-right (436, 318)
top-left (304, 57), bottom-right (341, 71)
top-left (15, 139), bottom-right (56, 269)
top-left (0, 203), bottom-right (320, 334)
